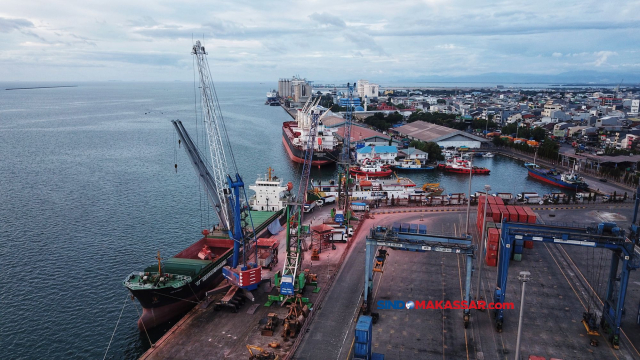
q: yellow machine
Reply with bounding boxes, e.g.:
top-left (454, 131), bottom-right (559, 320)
top-left (246, 345), bottom-right (279, 360)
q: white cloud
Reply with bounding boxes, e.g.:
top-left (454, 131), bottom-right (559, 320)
top-left (0, 0), bottom-right (638, 81)
top-left (594, 51), bottom-right (617, 66)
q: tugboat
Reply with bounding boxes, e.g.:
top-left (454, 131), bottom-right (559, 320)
top-left (391, 158), bottom-right (435, 171)
top-left (525, 163), bottom-right (588, 190)
top-left (350, 159), bottom-right (394, 177)
top-left (442, 157), bottom-right (490, 175)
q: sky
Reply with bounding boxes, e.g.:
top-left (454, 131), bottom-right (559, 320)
top-left (1, 0), bottom-right (640, 82)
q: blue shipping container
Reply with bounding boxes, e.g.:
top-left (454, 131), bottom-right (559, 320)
top-left (392, 222), bottom-right (401, 232)
top-left (418, 224), bottom-right (427, 234)
top-left (409, 224), bottom-right (418, 233)
top-left (355, 316), bottom-right (372, 343)
top-left (400, 223), bottom-right (410, 232)
top-left (354, 342), bottom-right (371, 359)
top-left (514, 245), bottom-right (523, 254)
top-left (372, 353), bottom-right (385, 360)
top-left (514, 239), bottom-right (524, 247)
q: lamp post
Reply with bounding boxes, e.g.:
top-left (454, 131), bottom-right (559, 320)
top-left (475, 184), bottom-right (491, 307)
top-left (514, 271), bottom-right (531, 360)
top-left (465, 156), bottom-right (473, 235)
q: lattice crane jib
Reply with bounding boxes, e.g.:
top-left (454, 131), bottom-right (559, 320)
top-left (339, 82), bottom-right (355, 210)
top-left (192, 41), bottom-right (233, 232)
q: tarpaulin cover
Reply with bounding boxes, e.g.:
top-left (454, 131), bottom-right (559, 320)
top-left (267, 218), bottom-right (284, 234)
top-left (311, 224), bottom-right (335, 233)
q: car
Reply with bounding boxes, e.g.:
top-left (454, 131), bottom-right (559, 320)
top-left (599, 178), bottom-right (608, 183)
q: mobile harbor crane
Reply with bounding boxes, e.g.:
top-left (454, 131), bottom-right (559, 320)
top-left (268, 101), bottom-right (328, 305)
top-left (173, 41), bottom-right (261, 296)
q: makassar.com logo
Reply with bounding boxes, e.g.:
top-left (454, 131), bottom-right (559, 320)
top-left (377, 300), bottom-right (514, 310)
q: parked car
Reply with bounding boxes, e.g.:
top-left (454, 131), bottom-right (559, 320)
top-left (599, 178), bottom-right (608, 183)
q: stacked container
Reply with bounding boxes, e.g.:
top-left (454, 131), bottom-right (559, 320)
top-left (486, 227), bottom-right (500, 266)
top-left (354, 316), bottom-right (373, 360)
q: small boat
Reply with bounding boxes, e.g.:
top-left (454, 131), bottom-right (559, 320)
top-left (391, 158), bottom-right (435, 172)
top-left (442, 157), bottom-right (490, 175)
top-left (350, 159), bottom-right (393, 177)
top-left (482, 152), bottom-right (494, 158)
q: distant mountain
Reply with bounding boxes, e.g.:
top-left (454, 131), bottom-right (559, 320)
top-left (389, 71), bottom-right (640, 86)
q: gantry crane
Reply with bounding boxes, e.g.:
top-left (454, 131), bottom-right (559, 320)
top-left (173, 40), bottom-right (261, 291)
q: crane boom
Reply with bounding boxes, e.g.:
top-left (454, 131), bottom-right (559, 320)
top-left (338, 82), bottom-right (355, 210)
top-left (192, 40), bottom-right (233, 232)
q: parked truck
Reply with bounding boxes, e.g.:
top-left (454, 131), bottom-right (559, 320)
top-left (316, 195), bottom-right (336, 207)
top-left (303, 201), bottom-right (316, 213)
top-left (351, 202), bottom-right (370, 211)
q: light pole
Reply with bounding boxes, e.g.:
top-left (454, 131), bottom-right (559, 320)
top-left (475, 184), bottom-right (491, 307)
top-left (514, 271), bottom-right (531, 360)
top-left (465, 156), bottom-right (473, 235)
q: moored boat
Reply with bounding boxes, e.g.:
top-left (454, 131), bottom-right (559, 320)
top-left (391, 158), bottom-right (435, 171)
top-left (442, 157), bottom-right (490, 175)
top-left (350, 159), bottom-right (393, 177)
top-left (282, 100), bottom-right (340, 166)
top-left (525, 163), bottom-right (588, 191)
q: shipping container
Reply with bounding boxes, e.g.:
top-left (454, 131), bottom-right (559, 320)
top-left (486, 249), bottom-right (498, 259)
top-left (513, 253), bottom-right (522, 262)
top-left (523, 206), bottom-right (537, 223)
top-left (507, 206), bottom-right (519, 222)
top-left (400, 223), bottom-right (410, 233)
top-left (409, 223), bottom-right (419, 234)
top-left (392, 222), bottom-right (401, 232)
top-left (355, 316), bottom-right (372, 343)
top-left (485, 257), bottom-right (497, 267)
top-left (524, 240), bottom-right (534, 249)
top-left (494, 196), bottom-right (504, 206)
top-left (418, 224), bottom-right (427, 234)
top-left (514, 206), bottom-right (526, 222)
top-left (488, 228), bottom-right (500, 243)
top-left (354, 342), bottom-right (371, 360)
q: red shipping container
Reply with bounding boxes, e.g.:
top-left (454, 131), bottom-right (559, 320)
top-left (486, 249), bottom-right (498, 259)
top-left (528, 356), bottom-right (546, 360)
top-left (494, 196), bottom-right (504, 206)
top-left (524, 240), bottom-right (534, 249)
top-left (507, 206), bottom-right (519, 222)
top-left (523, 206), bottom-right (537, 223)
top-left (487, 242), bottom-right (498, 251)
top-left (485, 257), bottom-right (497, 267)
top-left (491, 204), bottom-right (501, 222)
top-left (515, 206), bottom-right (528, 222)
top-left (487, 195), bottom-right (496, 205)
top-left (488, 228), bottom-right (500, 243)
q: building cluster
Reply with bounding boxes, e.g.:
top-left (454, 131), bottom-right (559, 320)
top-left (278, 76), bottom-right (313, 104)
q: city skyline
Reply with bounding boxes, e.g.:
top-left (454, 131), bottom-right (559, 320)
top-left (1, 0), bottom-right (640, 82)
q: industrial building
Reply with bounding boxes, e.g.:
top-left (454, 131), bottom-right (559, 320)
top-left (278, 76), bottom-right (312, 103)
top-left (394, 121), bottom-right (489, 149)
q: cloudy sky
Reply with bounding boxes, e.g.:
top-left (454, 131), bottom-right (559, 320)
top-left (1, 0), bottom-right (639, 82)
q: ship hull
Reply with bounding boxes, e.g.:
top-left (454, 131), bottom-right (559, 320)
top-left (527, 169), bottom-right (588, 190)
top-left (349, 169), bottom-right (393, 177)
top-left (444, 166), bottom-right (490, 174)
top-left (132, 270), bottom-right (226, 330)
top-left (282, 125), bottom-right (339, 166)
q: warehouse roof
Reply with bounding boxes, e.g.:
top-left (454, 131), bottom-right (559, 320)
top-left (356, 145), bottom-right (398, 154)
top-left (394, 121), bottom-right (488, 143)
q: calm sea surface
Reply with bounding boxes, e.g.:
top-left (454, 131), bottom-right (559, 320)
top-left (0, 81), bottom-right (567, 359)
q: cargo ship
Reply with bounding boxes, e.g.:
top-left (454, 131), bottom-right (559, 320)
top-left (282, 103), bottom-right (340, 166)
top-left (524, 163), bottom-right (588, 190)
top-left (124, 173), bottom-right (288, 330)
top-left (265, 90), bottom-right (279, 106)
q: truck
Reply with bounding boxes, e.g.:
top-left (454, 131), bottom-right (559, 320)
top-left (303, 201), bottom-right (316, 213)
top-left (334, 210), bottom-right (345, 223)
top-left (315, 195), bottom-right (336, 207)
top-left (330, 229), bottom-right (348, 242)
top-left (351, 202), bottom-right (370, 211)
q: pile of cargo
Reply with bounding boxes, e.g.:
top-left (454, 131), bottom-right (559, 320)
top-left (477, 195), bottom-right (537, 266)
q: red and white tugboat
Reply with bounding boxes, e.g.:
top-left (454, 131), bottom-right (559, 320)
top-left (349, 159), bottom-right (393, 177)
top-left (442, 157), bottom-right (490, 175)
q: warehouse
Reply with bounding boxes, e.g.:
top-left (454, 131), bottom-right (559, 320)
top-left (394, 121), bottom-right (489, 149)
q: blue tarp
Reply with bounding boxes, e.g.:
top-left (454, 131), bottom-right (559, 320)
top-left (267, 218), bottom-right (284, 234)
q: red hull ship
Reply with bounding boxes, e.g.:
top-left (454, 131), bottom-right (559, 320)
top-left (440, 157), bottom-right (490, 175)
top-left (349, 159), bottom-right (393, 177)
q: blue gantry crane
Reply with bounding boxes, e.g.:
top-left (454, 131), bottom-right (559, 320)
top-left (493, 221), bottom-right (640, 348)
top-left (364, 223), bottom-right (476, 327)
